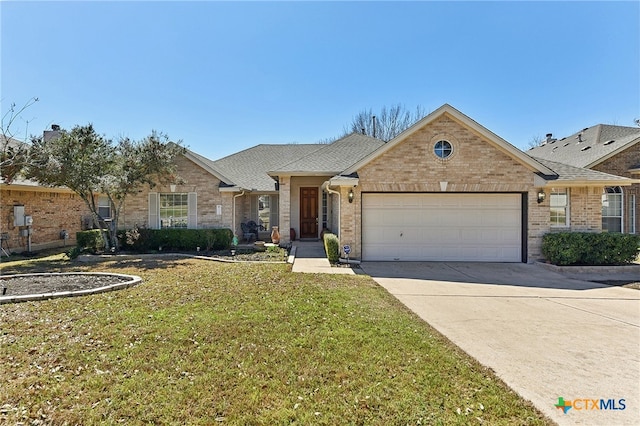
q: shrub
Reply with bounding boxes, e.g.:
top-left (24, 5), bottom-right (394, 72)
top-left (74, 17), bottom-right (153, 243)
top-left (118, 228), bottom-right (233, 253)
top-left (542, 232), bottom-right (640, 266)
top-left (323, 232), bottom-right (340, 264)
top-left (76, 230), bottom-right (106, 253)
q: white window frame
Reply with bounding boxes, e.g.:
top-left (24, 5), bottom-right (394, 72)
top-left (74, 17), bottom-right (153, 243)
top-left (97, 196), bottom-right (111, 220)
top-left (550, 188), bottom-right (570, 228)
top-left (602, 186), bottom-right (623, 233)
top-left (258, 195), bottom-right (270, 231)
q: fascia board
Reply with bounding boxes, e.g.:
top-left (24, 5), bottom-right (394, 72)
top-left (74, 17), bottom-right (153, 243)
top-left (183, 150), bottom-right (235, 185)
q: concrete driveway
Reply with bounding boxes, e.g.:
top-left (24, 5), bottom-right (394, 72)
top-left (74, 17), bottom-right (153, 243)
top-left (360, 262), bottom-right (640, 426)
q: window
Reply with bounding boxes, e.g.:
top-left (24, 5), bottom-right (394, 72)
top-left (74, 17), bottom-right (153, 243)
top-left (550, 188), bottom-right (569, 227)
top-left (322, 191), bottom-right (328, 230)
top-left (602, 186), bottom-right (623, 233)
top-left (434, 140), bottom-right (453, 159)
top-left (98, 196), bottom-right (111, 220)
top-left (160, 193), bottom-right (188, 228)
top-left (258, 195), bottom-right (270, 231)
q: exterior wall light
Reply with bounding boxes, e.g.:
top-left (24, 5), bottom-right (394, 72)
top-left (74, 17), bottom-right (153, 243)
top-left (348, 188), bottom-right (354, 203)
top-left (537, 190), bottom-right (546, 204)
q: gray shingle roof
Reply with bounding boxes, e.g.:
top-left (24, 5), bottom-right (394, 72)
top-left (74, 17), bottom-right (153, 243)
top-left (211, 144), bottom-right (322, 191)
top-left (527, 124), bottom-right (640, 168)
top-left (207, 133), bottom-right (385, 192)
top-left (533, 157), bottom-right (635, 185)
top-left (272, 133), bottom-right (385, 174)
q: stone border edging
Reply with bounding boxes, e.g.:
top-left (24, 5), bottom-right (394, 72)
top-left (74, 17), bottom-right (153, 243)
top-left (0, 272), bottom-right (142, 304)
top-left (76, 252), bottom-right (290, 265)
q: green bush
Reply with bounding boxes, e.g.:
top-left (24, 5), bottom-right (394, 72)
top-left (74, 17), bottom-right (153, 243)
top-left (118, 228), bottom-right (233, 253)
top-left (76, 230), bottom-right (106, 253)
top-left (323, 232), bottom-right (340, 264)
top-left (542, 232), bottom-right (640, 266)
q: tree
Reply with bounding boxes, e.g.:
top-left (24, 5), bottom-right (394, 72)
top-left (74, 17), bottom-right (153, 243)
top-left (0, 97), bottom-right (39, 183)
top-left (343, 103), bottom-right (427, 142)
top-left (27, 124), bottom-right (184, 251)
top-left (525, 134), bottom-right (544, 150)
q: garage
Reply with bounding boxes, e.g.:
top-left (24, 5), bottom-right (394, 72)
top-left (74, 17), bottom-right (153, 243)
top-left (362, 193), bottom-right (523, 262)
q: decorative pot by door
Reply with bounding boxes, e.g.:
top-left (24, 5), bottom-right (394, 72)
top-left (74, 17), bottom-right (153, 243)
top-left (271, 226), bottom-right (280, 244)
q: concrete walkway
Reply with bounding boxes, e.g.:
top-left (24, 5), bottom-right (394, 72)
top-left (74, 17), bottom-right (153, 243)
top-left (290, 241), bottom-right (355, 274)
top-left (360, 262), bottom-right (640, 426)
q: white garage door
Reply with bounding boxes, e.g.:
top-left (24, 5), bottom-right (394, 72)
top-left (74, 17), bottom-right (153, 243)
top-left (362, 193), bottom-right (522, 262)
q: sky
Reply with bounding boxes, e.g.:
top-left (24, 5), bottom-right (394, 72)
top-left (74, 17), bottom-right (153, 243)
top-left (2, 1), bottom-right (639, 160)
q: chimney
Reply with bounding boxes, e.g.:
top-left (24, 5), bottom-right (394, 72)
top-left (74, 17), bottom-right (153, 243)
top-left (43, 124), bottom-right (62, 142)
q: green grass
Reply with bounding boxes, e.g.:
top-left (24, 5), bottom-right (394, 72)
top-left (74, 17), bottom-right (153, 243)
top-left (1, 257), bottom-right (551, 425)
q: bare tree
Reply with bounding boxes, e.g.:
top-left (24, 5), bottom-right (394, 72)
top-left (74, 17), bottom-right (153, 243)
top-left (526, 134), bottom-right (544, 150)
top-left (343, 104), bottom-right (427, 142)
top-left (0, 97), bottom-right (39, 183)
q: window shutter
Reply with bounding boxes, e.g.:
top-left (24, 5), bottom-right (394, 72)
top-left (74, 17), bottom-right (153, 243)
top-left (148, 192), bottom-right (159, 229)
top-left (188, 192), bottom-right (198, 229)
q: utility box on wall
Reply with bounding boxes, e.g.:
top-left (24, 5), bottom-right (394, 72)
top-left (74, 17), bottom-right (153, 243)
top-left (13, 206), bottom-right (25, 226)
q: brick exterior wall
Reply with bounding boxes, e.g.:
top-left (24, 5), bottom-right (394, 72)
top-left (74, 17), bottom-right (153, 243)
top-left (120, 155), bottom-right (234, 232)
top-left (335, 113), bottom-right (604, 262)
top-left (591, 143), bottom-right (640, 234)
top-left (0, 187), bottom-right (89, 253)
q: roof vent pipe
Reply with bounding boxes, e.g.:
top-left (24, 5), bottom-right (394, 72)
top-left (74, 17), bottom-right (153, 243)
top-left (51, 124), bottom-right (60, 131)
top-left (372, 115), bottom-right (377, 139)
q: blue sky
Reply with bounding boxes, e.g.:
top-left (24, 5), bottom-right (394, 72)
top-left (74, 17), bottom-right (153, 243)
top-left (2, 1), bottom-right (639, 160)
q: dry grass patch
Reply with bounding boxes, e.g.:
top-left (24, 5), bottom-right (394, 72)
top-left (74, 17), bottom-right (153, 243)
top-left (1, 257), bottom-right (551, 425)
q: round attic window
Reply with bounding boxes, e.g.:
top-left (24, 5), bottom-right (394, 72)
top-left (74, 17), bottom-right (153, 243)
top-left (434, 140), bottom-right (453, 159)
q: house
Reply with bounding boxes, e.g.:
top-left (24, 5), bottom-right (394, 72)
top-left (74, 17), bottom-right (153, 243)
top-left (1, 133), bottom-right (94, 253)
top-left (121, 104), bottom-right (636, 263)
top-left (528, 124), bottom-right (640, 235)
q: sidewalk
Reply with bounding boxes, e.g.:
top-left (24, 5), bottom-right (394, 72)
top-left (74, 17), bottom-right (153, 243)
top-left (290, 241), bottom-right (355, 274)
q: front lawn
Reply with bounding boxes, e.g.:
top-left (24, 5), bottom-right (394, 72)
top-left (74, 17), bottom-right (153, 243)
top-left (0, 257), bottom-right (551, 425)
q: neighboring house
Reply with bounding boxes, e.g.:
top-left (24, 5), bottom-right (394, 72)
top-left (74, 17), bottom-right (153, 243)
top-left (0, 133), bottom-right (94, 253)
top-left (122, 104), bottom-right (636, 263)
top-left (528, 124), bottom-right (640, 235)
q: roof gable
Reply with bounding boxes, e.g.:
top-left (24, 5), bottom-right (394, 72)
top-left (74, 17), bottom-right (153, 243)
top-left (344, 104), bottom-right (556, 175)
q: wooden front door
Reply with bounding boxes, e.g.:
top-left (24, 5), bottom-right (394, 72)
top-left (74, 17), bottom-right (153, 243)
top-left (300, 187), bottom-right (319, 239)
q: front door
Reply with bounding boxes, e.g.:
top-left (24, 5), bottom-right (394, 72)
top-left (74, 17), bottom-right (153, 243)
top-left (300, 187), bottom-right (319, 239)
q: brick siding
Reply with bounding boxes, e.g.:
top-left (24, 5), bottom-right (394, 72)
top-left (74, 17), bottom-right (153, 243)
top-left (592, 143), bottom-right (640, 233)
top-left (0, 188), bottom-right (89, 253)
top-left (121, 155), bottom-right (234, 231)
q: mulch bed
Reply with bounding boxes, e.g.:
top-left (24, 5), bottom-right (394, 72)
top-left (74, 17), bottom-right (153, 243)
top-left (1, 274), bottom-right (131, 297)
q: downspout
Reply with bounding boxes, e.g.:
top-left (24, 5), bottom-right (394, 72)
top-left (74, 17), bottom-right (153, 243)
top-left (321, 181), bottom-right (340, 237)
top-left (233, 190), bottom-right (245, 239)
